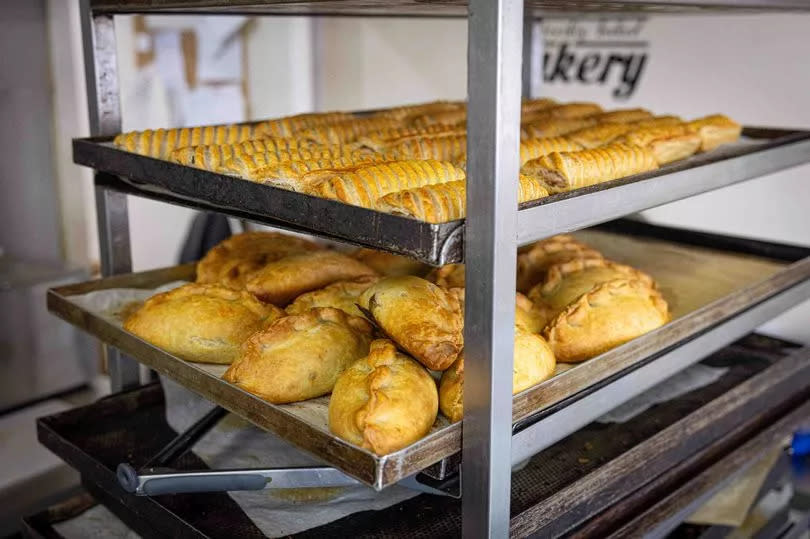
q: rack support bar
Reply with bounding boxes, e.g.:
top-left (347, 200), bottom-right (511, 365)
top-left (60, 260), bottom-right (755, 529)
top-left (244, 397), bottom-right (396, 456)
top-left (463, 0), bottom-right (524, 536)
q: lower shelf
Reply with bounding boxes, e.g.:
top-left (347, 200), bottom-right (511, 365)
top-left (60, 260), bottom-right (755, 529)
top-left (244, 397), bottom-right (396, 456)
top-left (33, 335), bottom-right (810, 538)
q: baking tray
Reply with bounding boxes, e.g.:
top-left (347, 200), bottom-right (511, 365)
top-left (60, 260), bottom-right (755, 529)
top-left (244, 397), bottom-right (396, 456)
top-left (45, 222), bottom-right (810, 490)
top-left (30, 336), bottom-right (810, 538)
top-left (73, 127), bottom-right (810, 265)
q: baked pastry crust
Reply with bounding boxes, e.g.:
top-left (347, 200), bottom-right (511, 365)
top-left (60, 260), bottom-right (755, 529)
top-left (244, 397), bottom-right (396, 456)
top-left (377, 175), bottom-right (549, 223)
top-left (409, 108), bottom-right (467, 128)
top-left (618, 125), bottom-right (701, 164)
top-left (353, 125), bottom-right (462, 152)
top-left (426, 263), bottom-right (466, 289)
top-left (350, 248), bottom-right (428, 277)
top-left (687, 114), bottom-right (742, 152)
top-left (514, 292), bottom-right (547, 334)
top-left (250, 156), bottom-right (384, 190)
top-left (565, 123), bottom-right (633, 149)
top-left (196, 231), bottom-right (321, 290)
top-left (520, 143), bottom-right (658, 193)
top-left (285, 276), bottom-right (380, 318)
top-left (113, 122), bottom-right (268, 159)
top-left (528, 258), bottom-right (656, 327)
top-left (359, 276), bottom-right (463, 371)
top-left (328, 339), bottom-right (438, 455)
top-left (521, 97), bottom-right (558, 115)
top-left (593, 108), bottom-right (654, 124)
top-left (311, 160), bottom-right (466, 209)
top-left (296, 117), bottom-right (401, 145)
top-left (439, 326), bottom-right (556, 422)
top-left (382, 134), bottom-right (468, 162)
top-left (521, 117), bottom-right (598, 139)
top-left (519, 137), bottom-right (584, 164)
top-left (123, 283), bottom-right (284, 364)
top-left (246, 250), bottom-right (378, 306)
top-left (631, 115), bottom-right (683, 129)
top-left (374, 101), bottom-right (465, 121)
top-left (516, 235), bottom-right (603, 293)
top-left (259, 111), bottom-right (354, 138)
top-left (543, 279), bottom-right (669, 362)
top-left (223, 307), bottom-right (373, 403)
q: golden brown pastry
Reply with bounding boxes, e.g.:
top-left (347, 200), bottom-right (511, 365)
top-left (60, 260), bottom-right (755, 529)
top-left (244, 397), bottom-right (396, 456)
top-left (382, 134), bottom-right (468, 162)
top-left (520, 143), bottom-right (658, 194)
top-left (540, 102), bottom-right (604, 119)
top-left (514, 292), bottom-right (547, 334)
top-left (223, 307), bottom-right (373, 403)
top-left (377, 175), bottom-right (549, 223)
top-left (631, 115), bottom-right (684, 129)
top-left (359, 276), bottom-right (463, 371)
top-left (169, 137), bottom-right (309, 171)
top-left (516, 235), bottom-right (603, 293)
top-left (260, 111), bottom-right (354, 138)
top-left (426, 263), bottom-right (465, 289)
top-left (565, 123), bottom-right (633, 149)
top-left (353, 125), bottom-right (463, 152)
top-left (196, 231), bottom-right (322, 289)
top-left (521, 117), bottom-right (598, 139)
top-left (312, 160), bottom-right (466, 209)
top-left (439, 326), bottom-right (556, 422)
top-left (528, 258), bottom-right (656, 327)
top-left (350, 248), bottom-right (428, 277)
top-left (593, 108), bottom-right (654, 124)
top-left (123, 283), bottom-right (284, 364)
top-left (249, 156), bottom-right (385, 190)
top-left (296, 117), bottom-right (401, 145)
top-left (223, 148), bottom-right (376, 181)
top-left (519, 137), bottom-right (584, 164)
top-left (687, 114), bottom-right (742, 152)
top-left (246, 251), bottom-right (378, 306)
top-left (328, 339), bottom-right (438, 455)
top-left (409, 108), bottom-right (467, 128)
top-left (285, 276), bottom-right (379, 318)
top-left (521, 97), bottom-right (558, 115)
top-left (374, 100), bottom-right (465, 121)
top-left (543, 279), bottom-right (669, 362)
top-left (113, 123), bottom-right (268, 160)
top-left (618, 124), bottom-right (702, 164)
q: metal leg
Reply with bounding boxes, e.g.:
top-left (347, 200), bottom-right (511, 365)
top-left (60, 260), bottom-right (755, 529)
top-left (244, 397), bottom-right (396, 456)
top-left (464, 0), bottom-right (524, 536)
top-left (81, 1), bottom-right (139, 391)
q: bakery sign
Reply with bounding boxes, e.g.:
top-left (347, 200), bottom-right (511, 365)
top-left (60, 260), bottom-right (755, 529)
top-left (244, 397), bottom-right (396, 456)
top-left (539, 18), bottom-right (649, 100)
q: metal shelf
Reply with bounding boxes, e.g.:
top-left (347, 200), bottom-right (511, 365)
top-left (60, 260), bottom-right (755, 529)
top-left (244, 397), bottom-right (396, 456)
top-left (45, 222), bottom-right (810, 490)
top-left (72, 128), bottom-right (810, 265)
top-left (89, 0), bottom-right (810, 16)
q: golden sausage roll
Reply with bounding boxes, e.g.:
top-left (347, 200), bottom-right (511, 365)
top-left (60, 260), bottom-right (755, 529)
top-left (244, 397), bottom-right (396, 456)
top-left (631, 115), bottom-right (683, 129)
top-left (170, 138), bottom-right (314, 172)
top-left (250, 155), bottom-right (387, 189)
top-left (516, 235), bottom-right (604, 293)
top-left (409, 108), bottom-right (467, 128)
top-left (246, 250), bottom-right (378, 306)
top-left (593, 108), bottom-right (654, 124)
top-left (296, 116), bottom-right (402, 145)
top-left (543, 279), bottom-right (669, 362)
top-left (565, 123), bottom-right (633, 149)
top-left (521, 97), bottom-right (558, 116)
top-left (328, 339), bottom-right (438, 455)
top-left (383, 134), bottom-right (468, 161)
top-left (618, 124), bottom-right (702, 164)
top-left (285, 276), bottom-right (379, 318)
top-left (196, 231), bottom-right (322, 289)
top-left (521, 117), bottom-right (598, 139)
top-left (375, 100), bottom-right (465, 121)
top-left (350, 248), bottom-right (428, 277)
top-left (439, 326), bottom-right (556, 422)
top-left (539, 102), bottom-right (604, 120)
top-left (687, 114), bottom-right (742, 152)
top-left (123, 283), bottom-right (285, 364)
top-left (353, 125), bottom-right (464, 152)
top-left (312, 160), bottom-right (466, 209)
top-left (520, 143), bottom-right (658, 193)
top-left (260, 111), bottom-right (354, 138)
top-left (520, 137), bottom-right (583, 164)
top-left (223, 307), bottom-right (373, 403)
top-left (377, 175), bottom-right (549, 224)
top-left (359, 276), bottom-right (464, 371)
top-left (113, 123), bottom-right (268, 160)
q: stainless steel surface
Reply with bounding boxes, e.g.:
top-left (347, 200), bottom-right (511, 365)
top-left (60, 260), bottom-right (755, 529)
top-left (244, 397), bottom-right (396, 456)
top-left (517, 128), bottom-right (810, 245)
top-left (511, 272), bottom-right (810, 465)
top-left (45, 236), bottom-right (810, 491)
top-left (72, 128), bottom-right (810, 265)
top-left (463, 0), bottom-right (523, 535)
top-left (81, 0), bottom-right (140, 392)
top-left (88, 0), bottom-right (810, 16)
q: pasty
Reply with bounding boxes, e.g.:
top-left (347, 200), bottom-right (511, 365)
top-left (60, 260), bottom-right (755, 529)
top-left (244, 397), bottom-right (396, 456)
top-left (246, 250), bottom-right (378, 306)
top-left (377, 175), bottom-right (549, 223)
top-left (516, 235), bottom-right (604, 293)
top-left (113, 122), bottom-right (268, 159)
top-left (312, 160), bottom-right (466, 209)
top-left (519, 137), bottom-right (584, 164)
top-left (565, 123), bottom-right (633, 149)
top-left (328, 339), bottom-right (438, 455)
top-left (359, 276), bottom-right (463, 371)
top-left (426, 263), bottom-right (466, 289)
top-left (196, 231), bottom-right (321, 289)
top-left (285, 276), bottom-right (379, 318)
top-left (382, 134), bottom-right (468, 162)
top-left (593, 108), bottom-right (654, 124)
top-left (350, 248), bottom-right (428, 277)
top-left (528, 258), bottom-right (656, 326)
top-left (123, 283), bottom-right (284, 364)
top-left (520, 143), bottom-right (658, 194)
top-left (618, 125), bottom-right (701, 164)
top-left (543, 279), bottom-right (669, 362)
top-left (687, 114), bottom-right (742, 152)
top-left (223, 307), bottom-right (373, 403)
top-left (521, 117), bottom-right (598, 139)
top-left (514, 292), bottom-right (547, 334)
top-left (439, 326), bottom-right (556, 422)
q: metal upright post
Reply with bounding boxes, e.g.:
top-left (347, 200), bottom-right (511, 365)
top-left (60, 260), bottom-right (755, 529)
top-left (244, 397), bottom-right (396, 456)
top-left (463, 0), bottom-right (524, 536)
top-left (80, 0), bottom-right (140, 392)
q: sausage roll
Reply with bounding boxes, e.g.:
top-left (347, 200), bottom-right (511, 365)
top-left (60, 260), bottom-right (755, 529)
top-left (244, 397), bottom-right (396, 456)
top-left (687, 114), bottom-right (742, 152)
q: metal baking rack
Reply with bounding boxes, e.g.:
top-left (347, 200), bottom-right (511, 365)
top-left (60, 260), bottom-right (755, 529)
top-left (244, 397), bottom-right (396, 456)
top-left (61, 0), bottom-right (810, 536)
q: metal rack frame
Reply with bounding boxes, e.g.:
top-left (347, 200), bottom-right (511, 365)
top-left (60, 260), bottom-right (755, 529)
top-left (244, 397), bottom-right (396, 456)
top-left (75, 1), bottom-right (810, 537)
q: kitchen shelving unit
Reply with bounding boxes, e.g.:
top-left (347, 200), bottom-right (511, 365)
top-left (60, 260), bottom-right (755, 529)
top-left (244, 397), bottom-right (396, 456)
top-left (52, 0), bottom-right (810, 536)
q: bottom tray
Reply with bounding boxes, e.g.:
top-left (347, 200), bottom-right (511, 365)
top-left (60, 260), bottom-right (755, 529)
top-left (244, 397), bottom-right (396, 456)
top-left (33, 334), bottom-right (810, 538)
